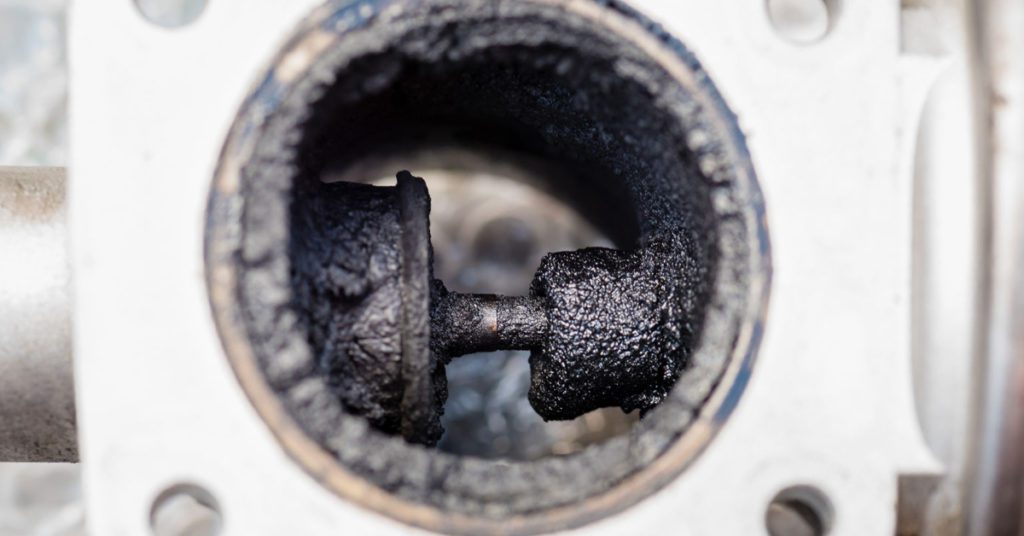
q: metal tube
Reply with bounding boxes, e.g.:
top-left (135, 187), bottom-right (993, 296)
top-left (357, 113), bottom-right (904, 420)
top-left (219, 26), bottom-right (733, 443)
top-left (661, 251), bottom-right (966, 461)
top-left (964, 0), bottom-right (1024, 532)
top-left (0, 167), bottom-right (76, 462)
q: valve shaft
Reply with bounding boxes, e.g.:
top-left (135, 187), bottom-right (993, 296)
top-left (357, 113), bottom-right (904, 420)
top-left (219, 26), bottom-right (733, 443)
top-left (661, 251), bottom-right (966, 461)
top-left (431, 290), bottom-right (548, 358)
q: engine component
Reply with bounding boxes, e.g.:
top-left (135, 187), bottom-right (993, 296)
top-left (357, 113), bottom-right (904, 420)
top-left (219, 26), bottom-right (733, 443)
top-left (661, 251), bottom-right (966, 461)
top-left (307, 170), bottom-right (697, 445)
top-left (289, 171), bottom-right (444, 445)
top-left (205, 0), bottom-right (766, 527)
top-left (49, 0), bottom-right (1018, 534)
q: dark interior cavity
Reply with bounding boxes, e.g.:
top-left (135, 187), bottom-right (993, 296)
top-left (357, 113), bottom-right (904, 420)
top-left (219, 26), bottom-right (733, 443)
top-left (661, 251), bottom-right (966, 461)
top-left (227, 0), bottom-right (761, 521)
top-left (290, 6), bottom-right (716, 432)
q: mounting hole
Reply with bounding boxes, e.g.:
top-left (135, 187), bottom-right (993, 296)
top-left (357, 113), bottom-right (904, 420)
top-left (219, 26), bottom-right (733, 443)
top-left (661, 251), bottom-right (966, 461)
top-left (765, 0), bottom-right (838, 44)
top-left (134, 0), bottom-right (207, 28)
top-left (765, 485), bottom-right (834, 536)
top-left (150, 484), bottom-right (222, 536)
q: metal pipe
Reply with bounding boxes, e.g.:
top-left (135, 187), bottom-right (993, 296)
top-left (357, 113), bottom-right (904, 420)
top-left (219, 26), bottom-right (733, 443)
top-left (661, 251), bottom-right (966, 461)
top-left (964, 0), bottom-right (1024, 532)
top-left (0, 166), bottom-right (76, 462)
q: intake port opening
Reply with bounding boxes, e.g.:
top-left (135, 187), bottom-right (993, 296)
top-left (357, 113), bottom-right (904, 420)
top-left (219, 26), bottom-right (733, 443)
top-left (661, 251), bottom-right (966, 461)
top-left (289, 15), bottom-right (714, 448)
top-left (207, 0), bottom-right (769, 532)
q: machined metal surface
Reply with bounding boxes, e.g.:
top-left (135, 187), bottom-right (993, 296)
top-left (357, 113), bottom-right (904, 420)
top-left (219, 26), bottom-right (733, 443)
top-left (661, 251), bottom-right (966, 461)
top-left (0, 166), bottom-right (75, 463)
top-left (67, 1), bottom-right (968, 535)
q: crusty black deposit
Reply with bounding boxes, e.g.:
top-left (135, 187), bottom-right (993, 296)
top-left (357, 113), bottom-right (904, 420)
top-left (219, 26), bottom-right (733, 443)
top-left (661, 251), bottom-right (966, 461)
top-left (227, 0), bottom-right (763, 520)
top-left (291, 173), bottom-right (448, 446)
top-left (529, 237), bottom-right (697, 420)
top-left (289, 180), bottom-right (412, 437)
top-left (294, 170), bottom-right (697, 443)
top-left (431, 235), bottom-right (698, 422)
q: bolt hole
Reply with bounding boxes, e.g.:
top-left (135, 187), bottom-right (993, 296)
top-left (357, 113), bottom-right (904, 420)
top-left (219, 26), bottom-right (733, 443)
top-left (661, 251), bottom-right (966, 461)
top-left (150, 484), bottom-right (222, 536)
top-left (766, 0), bottom-right (839, 44)
top-left (765, 485), bottom-right (834, 536)
top-left (134, 0), bottom-right (207, 28)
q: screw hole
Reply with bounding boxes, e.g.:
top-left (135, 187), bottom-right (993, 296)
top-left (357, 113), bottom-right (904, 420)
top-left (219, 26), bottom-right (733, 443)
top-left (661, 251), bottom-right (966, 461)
top-left (150, 483), bottom-right (222, 536)
top-left (765, 485), bottom-right (834, 536)
top-left (134, 0), bottom-right (207, 28)
top-left (765, 0), bottom-right (839, 44)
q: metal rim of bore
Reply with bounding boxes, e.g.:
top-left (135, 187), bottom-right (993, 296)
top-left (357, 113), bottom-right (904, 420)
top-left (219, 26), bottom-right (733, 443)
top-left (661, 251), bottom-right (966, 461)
top-left (204, 0), bottom-right (772, 534)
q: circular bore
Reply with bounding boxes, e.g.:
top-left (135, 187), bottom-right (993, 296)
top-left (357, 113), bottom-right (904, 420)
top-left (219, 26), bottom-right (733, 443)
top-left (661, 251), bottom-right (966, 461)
top-left (765, 485), bottom-right (835, 536)
top-left (765, 0), bottom-right (841, 45)
top-left (150, 484), bottom-right (222, 536)
top-left (205, 0), bottom-right (771, 533)
top-left (134, 0), bottom-right (207, 28)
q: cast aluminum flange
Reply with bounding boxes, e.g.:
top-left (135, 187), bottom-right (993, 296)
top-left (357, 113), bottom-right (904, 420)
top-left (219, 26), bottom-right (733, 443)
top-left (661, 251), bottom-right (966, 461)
top-left (64, 0), bottom-right (1002, 534)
